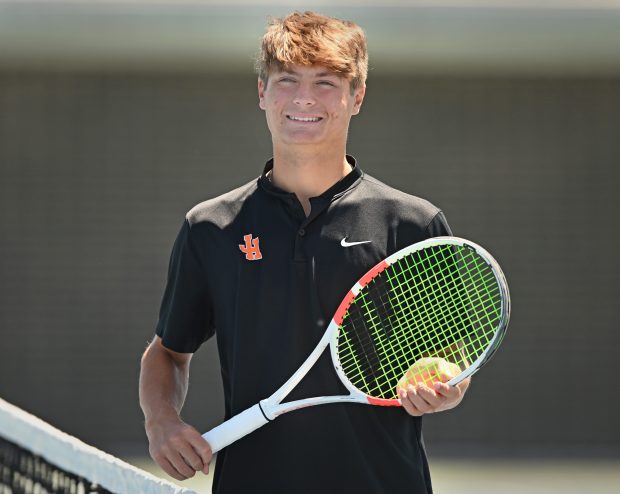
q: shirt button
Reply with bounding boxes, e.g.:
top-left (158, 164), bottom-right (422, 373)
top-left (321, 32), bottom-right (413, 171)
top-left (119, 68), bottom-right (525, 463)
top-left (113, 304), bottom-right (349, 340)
top-left (298, 228), bottom-right (306, 236)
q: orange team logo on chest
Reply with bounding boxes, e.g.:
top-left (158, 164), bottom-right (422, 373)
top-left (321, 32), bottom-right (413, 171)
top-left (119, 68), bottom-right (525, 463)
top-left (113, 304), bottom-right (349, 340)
top-left (239, 234), bottom-right (263, 261)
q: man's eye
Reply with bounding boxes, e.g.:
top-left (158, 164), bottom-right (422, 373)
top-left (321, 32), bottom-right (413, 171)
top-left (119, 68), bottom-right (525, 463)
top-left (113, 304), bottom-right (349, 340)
top-left (318, 81), bottom-right (335, 87)
top-left (279, 77), bottom-right (295, 83)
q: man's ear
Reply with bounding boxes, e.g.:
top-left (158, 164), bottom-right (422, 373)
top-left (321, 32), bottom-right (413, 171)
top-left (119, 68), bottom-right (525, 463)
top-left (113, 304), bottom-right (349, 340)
top-left (352, 83), bottom-right (366, 115)
top-left (258, 78), bottom-right (266, 110)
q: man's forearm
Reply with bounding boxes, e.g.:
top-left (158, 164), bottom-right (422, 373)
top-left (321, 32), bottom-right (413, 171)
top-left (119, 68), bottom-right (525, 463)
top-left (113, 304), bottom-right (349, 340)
top-left (139, 340), bottom-right (191, 424)
top-left (139, 339), bottom-right (211, 480)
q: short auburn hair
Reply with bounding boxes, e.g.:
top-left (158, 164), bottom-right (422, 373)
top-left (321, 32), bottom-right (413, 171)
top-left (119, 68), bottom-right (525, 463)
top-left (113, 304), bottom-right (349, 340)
top-left (256, 11), bottom-right (368, 91)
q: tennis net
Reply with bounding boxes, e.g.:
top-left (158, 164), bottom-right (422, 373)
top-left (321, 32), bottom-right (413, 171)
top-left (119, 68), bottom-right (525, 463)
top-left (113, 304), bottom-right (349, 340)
top-left (0, 398), bottom-right (196, 494)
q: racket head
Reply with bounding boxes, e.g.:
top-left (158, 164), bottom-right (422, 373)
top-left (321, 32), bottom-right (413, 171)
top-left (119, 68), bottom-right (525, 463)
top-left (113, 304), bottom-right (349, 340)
top-left (329, 236), bottom-right (510, 406)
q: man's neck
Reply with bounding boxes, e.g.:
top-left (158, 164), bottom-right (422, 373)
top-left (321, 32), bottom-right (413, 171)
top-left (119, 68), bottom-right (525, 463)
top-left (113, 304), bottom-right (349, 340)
top-left (270, 146), bottom-right (352, 216)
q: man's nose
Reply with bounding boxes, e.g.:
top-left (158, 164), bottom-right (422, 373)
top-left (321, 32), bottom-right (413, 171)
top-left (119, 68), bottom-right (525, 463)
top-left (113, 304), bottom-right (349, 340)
top-left (293, 84), bottom-right (315, 106)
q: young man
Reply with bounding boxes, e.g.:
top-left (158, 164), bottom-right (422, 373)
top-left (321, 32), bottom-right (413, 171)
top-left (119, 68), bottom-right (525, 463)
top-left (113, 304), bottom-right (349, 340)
top-left (140, 11), bottom-right (469, 493)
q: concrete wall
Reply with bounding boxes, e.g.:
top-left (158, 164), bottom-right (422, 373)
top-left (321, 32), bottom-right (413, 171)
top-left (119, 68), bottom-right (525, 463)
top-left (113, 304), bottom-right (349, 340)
top-left (0, 70), bottom-right (618, 457)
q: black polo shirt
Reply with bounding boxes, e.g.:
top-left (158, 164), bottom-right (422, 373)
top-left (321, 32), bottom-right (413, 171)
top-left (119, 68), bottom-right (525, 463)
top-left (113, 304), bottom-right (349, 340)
top-left (156, 156), bottom-right (452, 494)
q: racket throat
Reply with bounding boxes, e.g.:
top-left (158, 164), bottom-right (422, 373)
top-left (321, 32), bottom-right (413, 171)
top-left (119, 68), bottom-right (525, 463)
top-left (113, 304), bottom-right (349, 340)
top-left (268, 394), bottom-right (364, 418)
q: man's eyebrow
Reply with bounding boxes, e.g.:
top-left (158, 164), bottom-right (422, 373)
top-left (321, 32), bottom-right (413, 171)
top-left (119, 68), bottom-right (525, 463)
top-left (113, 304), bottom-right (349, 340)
top-left (279, 69), bottom-right (340, 78)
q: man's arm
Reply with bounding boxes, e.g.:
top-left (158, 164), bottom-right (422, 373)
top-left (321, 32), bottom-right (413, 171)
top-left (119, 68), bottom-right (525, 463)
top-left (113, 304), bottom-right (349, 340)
top-left (139, 336), bottom-right (212, 480)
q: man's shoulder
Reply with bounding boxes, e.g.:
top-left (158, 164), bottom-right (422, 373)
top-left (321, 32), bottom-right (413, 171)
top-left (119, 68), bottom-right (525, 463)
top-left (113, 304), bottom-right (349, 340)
top-left (354, 172), bottom-right (451, 240)
top-left (359, 173), bottom-right (443, 221)
top-left (186, 177), bottom-right (259, 227)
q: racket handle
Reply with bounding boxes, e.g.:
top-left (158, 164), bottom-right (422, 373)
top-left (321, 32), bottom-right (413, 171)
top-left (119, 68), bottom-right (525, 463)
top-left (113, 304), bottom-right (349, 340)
top-left (202, 402), bottom-right (269, 454)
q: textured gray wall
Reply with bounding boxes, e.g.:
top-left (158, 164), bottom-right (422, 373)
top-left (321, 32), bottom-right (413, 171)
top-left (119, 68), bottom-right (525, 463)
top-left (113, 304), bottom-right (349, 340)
top-left (0, 71), bottom-right (618, 458)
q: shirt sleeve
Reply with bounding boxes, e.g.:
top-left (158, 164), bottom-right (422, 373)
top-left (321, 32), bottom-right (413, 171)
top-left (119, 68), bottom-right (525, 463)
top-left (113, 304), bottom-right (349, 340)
top-left (425, 210), bottom-right (453, 238)
top-left (155, 218), bottom-right (214, 353)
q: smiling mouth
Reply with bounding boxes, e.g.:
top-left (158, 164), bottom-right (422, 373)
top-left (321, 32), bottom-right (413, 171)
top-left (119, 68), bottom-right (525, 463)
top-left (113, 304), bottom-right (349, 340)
top-left (286, 115), bottom-right (323, 122)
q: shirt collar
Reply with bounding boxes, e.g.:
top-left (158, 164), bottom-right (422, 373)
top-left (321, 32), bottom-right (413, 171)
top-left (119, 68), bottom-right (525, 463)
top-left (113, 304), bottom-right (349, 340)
top-left (257, 155), bottom-right (363, 202)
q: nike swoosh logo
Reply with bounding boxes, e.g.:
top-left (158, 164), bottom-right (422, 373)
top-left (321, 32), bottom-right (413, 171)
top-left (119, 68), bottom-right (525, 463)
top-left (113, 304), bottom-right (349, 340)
top-left (341, 237), bottom-right (372, 247)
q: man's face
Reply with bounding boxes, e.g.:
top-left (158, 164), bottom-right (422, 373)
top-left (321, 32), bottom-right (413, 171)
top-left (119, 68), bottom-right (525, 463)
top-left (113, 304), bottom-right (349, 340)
top-left (258, 64), bottom-right (365, 151)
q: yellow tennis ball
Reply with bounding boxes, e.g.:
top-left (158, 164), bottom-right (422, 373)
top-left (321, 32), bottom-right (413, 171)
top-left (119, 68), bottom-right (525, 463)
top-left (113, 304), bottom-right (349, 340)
top-left (396, 357), bottom-right (461, 392)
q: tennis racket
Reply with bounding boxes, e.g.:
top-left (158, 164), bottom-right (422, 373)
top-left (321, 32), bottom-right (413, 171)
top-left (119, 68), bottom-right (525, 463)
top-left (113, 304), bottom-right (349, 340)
top-left (202, 236), bottom-right (510, 453)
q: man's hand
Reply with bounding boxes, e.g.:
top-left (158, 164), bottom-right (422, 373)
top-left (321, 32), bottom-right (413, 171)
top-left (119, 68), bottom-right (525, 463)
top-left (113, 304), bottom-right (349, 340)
top-left (146, 414), bottom-right (213, 481)
top-left (399, 378), bottom-right (470, 416)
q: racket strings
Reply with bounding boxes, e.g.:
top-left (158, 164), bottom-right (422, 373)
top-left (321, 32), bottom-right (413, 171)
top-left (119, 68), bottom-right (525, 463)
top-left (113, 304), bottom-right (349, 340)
top-left (345, 303), bottom-right (382, 386)
top-left (385, 246), bottom-right (500, 371)
top-left (389, 247), bottom-right (500, 360)
top-left (366, 274), bottom-right (394, 340)
top-left (337, 244), bottom-right (502, 399)
top-left (341, 247), bottom-right (497, 371)
top-left (342, 247), bottom-right (486, 398)
top-left (345, 287), bottom-right (404, 394)
top-left (391, 245), bottom-right (500, 378)
top-left (341, 270), bottom-right (497, 396)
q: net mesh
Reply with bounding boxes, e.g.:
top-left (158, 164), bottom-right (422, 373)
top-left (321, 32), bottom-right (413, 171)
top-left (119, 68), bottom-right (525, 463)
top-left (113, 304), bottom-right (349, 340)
top-left (337, 243), bottom-right (505, 399)
top-left (0, 399), bottom-right (196, 494)
top-left (0, 435), bottom-right (113, 494)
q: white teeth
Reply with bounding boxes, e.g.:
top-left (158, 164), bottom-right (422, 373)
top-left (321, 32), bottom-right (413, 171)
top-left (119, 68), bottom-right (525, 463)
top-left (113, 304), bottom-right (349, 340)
top-left (288, 116), bottom-right (321, 122)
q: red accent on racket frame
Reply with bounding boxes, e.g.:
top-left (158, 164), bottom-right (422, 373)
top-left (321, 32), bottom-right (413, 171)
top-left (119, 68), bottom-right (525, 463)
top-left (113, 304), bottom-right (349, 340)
top-left (358, 260), bottom-right (389, 288)
top-left (333, 290), bottom-right (356, 326)
top-left (333, 260), bottom-right (390, 326)
top-left (367, 396), bottom-right (400, 407)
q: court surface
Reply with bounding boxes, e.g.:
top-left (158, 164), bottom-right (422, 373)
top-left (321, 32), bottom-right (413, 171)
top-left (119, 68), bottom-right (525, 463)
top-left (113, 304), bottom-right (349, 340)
top-left (129, 456), bottom-right (620, 493)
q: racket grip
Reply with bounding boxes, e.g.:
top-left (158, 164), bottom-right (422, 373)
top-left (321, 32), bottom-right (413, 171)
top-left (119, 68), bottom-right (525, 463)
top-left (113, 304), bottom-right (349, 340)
top-left (202, 402), bottom-right (269, 454)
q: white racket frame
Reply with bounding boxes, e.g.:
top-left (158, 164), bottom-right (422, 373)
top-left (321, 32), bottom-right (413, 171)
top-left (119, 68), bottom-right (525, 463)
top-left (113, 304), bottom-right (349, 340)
top-left (202, 236), bottom-right (510, 453)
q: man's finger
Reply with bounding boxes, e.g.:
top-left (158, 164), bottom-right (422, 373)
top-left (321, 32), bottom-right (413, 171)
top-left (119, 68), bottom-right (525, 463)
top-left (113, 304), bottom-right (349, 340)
top-left (160, 456), bottom-right (189, 481)
top-left (407, 385), bottom-right (436, 414)
top-left (434, 382), bottom-right (458, 397)
top-left (168, 450), bottom-right (198, 480)
top-left (188, 434), bottom-right (213, 474)
top-left (413, 385), bottom-right (443, 409)
top-left (179, 444), bottom-right (206, 474)
top-left (399, 389), bottom-right (423, 416)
